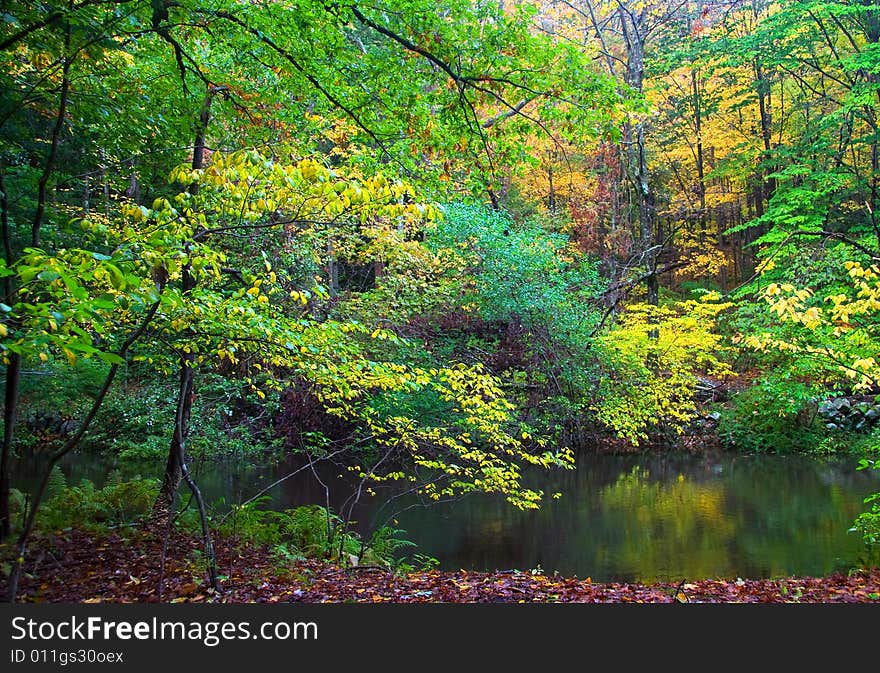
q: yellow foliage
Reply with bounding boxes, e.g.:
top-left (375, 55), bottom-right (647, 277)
top-left (748, 266), bottom-right (880, 391)
top-left (594, 296), bottom-right (733, 444)
top-left (673, 230), bottom-right (730, 281)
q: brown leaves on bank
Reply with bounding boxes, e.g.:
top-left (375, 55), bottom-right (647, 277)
top-left (4, 527), bottom-right (879, 604)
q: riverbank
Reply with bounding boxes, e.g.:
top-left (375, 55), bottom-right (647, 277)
top-left (5, 527), bottom-right (879, 603)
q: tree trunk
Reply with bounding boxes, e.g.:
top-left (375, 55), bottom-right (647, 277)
top-left (157, 352), bottom-right (193, 510)
top-left (636, 121), bottom-right (657, 304)
top-left (155, 86), bottom-right (218, 513)
top-left (328, 238), bottom-right (339, 297)
top-left (616, 6), bottom-right (658, 306)
top-left (82, 172), bottom-right (90, 215)
top-left (125, 167), bottom-right (140, 204)
top-left (0, 354), bottom-right (19, 540)
top-left (754, 58), bottom-right (776, 207)
top-left (100, 147), bottom-right (110, 217)
top-left (153, 86), bottom-right (221, 592)
top-left (692, 68), bottom-right (706, 231)
top-left (0, 169), bottom-right (14, 540)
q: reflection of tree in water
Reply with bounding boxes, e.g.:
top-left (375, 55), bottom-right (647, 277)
top-left (719, 458), bottom-right (880, 576)
top-left (598, 466), bottom-right (736, 581)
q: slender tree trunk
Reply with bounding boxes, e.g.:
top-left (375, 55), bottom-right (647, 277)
top-left (636, 122), bottom-right (658, 305)
top-left (82, 172), bottom-right (90, 215)
top-left (754, 58), bottom-right (775, 207)
top-left (861, 4), bottom-right (880, 249)
top-left (125, 165), bottom-right (140, 204)
top-left (752, 174), bottom-right (764, 219)
top-left (157, 348), bottom-right (193, 509)
top-left (32, 25), bottom-right (71, 247)
top-left (0, 169), bottom-right (14, 540)
top-left (328, 238), bottom-right (339, 297)
top-left (156, 86), bottom-right (217, 511)
top-left (154, 86), bottom-right (221, 591)
top-left (179, 447), bottom-right (217, 590)
top-left (0, 355), bottom-right (18, 540)
top-left (693, 68), bottom-right (706, 231)
top-left (487, 187), bottom-right (500, 210)
top-left (615, 6), bottom-right (658, 306)
top-left (100, 147), bottom-right (109, 217)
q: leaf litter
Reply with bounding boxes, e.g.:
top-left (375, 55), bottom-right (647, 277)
top-left (4, 527), bottom-right (879, 604)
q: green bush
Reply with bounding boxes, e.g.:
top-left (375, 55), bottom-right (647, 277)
top-left (851, 437), bottom-right (880, 548)
top-left (854, 488), bottom-right (880, 547)
top-left (429, 202), bottom-right (604, 348)
top-left (717, 383), bottom-right (823, 453)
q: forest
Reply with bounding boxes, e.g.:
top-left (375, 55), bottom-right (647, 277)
top-left (1, 0), bottom-right (880, 604)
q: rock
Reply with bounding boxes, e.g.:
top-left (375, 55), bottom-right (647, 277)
top-left (818, 395), bottom-right (880, 431)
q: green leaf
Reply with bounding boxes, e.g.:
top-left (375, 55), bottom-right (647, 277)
top-left (105, 263), bottom-right (125, 290)
top-left (96, 351), bottom-right (125, 365)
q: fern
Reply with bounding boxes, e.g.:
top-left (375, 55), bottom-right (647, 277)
top-left (36, 477), bottom-right (159, 530)
top-left (216, 501), bottom-right (415, 566)
top-left (361, 526), bottom-right (417, 568)
top-left (46, 465), bottom-right (67, 499)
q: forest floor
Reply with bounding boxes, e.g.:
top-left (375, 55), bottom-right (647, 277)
top-left (5, 526), bottom-right (880, 603)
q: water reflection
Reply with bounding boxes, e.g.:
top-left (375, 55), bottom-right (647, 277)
top-left (364, 452), bottom-right (880, 582)
top-left (597, 467), bottom-right (737, 581)
top-left (15, 449), bottom-right (880, 582)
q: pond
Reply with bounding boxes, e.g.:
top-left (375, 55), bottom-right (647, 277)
top-left (18, 448), bottom-right (880, 583)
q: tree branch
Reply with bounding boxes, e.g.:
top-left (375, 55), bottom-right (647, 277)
top-left (200, 9), bottom-right (401, 170)
top-left (32, 11), bottom-right (72, 247)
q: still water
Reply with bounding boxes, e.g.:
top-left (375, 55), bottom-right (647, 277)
top-left (26, 449), bottom-right (880, 583)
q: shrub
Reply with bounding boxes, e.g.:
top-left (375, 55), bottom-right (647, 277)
top-left (717, 383), bottom-right (823, 453)
top-left (593, 296), bottom-right (734, 445)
